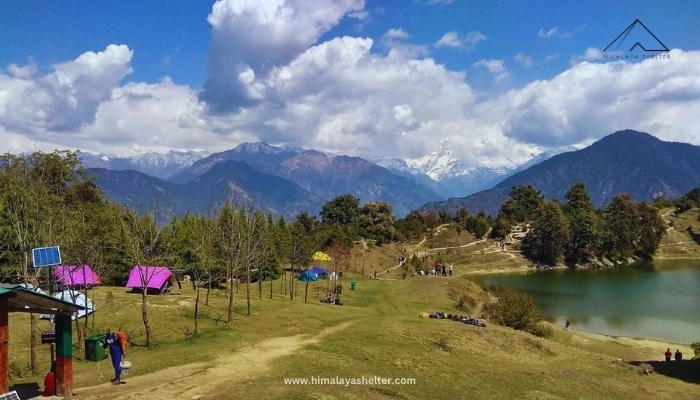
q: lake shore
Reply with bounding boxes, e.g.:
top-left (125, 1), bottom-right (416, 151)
top-left (547, 321), bottom-right (696, 360)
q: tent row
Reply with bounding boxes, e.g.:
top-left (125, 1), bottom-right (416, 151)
top-left (20, 265), bottom-right (176, 321)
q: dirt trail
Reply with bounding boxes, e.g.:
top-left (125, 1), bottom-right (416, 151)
top-left (73, 322), bottom-right (352, 400)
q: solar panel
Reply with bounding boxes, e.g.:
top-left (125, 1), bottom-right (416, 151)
top-left (32, 246), bottom-right (62, 268)
top-left (0, 390), bottom-right (20, 400)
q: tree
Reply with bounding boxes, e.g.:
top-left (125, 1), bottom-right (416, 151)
top-left (216, 203), bottom-right (243, 323)
top-left (636, 202), bottom-right (666, 258)
top-left (499, 185), bottom-right (544, 223)
top-left (602, 194), bottom-right (640, 259)
top-left (423, 211), bottom-right (438, 230)
top-left (437, 210), bottom-right (451, 224)
top-left (289, 222), bottom-right (312, 301)
top-left (522, 201), bottom-right (569, 266)
top-left (675, 200), bottom-right (693, 217)
top-left (119, 208), bottom-right (172, 347)
top-left (563, 182), bottom-right (600, 264)
top-left (489, 218), bottom-right (510, 240)
top-left (465, 215), bottom-right (489, 239)
top-left (357, 202), bottom-right (395, 245)
top-left (327, 239), bottom-right (351, 297)
top-left (455, 207), bottom-right (468, 224)
top-left (320, 194), bottom-right (360, 225)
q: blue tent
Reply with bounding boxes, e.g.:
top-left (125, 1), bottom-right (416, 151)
top-left (310, 266), bottom-right (328, 278)
top-left (298, 270), bottom-right (319, 282)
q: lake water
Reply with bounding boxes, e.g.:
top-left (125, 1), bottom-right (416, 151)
top-left (472, 260), bottom-right (700, 344)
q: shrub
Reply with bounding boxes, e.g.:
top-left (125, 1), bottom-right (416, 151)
top-left (691, 342), bottom-right (700, 358)
top-left (484, 288), bottom-right (552, 338)
top-left (456, 294), bottom-right (477, 312)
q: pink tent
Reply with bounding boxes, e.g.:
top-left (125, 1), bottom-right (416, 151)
top-left (126, 266), bottom-right (173, 291)
top-left (54, 265), bottom-right (100, 287)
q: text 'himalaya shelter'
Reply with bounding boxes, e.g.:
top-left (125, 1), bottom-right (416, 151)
top-left (0, 284), bottom-right (84, 397)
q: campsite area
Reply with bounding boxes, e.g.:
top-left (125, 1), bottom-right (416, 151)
top-left (7, 259), bottom-right (700, 400)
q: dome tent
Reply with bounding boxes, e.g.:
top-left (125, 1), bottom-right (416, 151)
top-left (40, 290), bottom-right (95, 321)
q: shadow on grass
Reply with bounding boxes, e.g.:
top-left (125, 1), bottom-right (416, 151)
top-left (686, 226), bottom-right (700, 245)
top-left (629, 359), bottom-right (700, 384)
top-left (10, 382), bottom-right (41, 398)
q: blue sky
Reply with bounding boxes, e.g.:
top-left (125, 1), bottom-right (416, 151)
top-left (3, 0), bottom-right (697, 89)
top-left (0, 0), bottom-right (699, 163)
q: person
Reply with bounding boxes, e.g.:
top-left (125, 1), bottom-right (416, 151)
top-left (334, 295), bottom-right (343, 306)
top-left (565, 319), bottom-right (571, 330)
top-left (449, 264), bottom-right (453, 276)
top-left (42, 361), bottom-right (56, 397)
top-left (664, 348), bottom-right (672, 362)
top-left (104, 328), bottom-right (126, 384)
top-left (675, 349), bottom-right (682, 361)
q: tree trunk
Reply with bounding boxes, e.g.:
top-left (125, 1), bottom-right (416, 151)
top-left (288, 270), bottom-right (294, 300)
top-left (194, 284), bottom-right (200, 335)
top-left (205, 278), bottom-right (211, 306)
top-left (246, 264), bottom-right (251, 316)
top-left (270, 275), bottom-right (273, 299)
top-left (258, 268), bottom-right (262, 300)
top-left (29, 314), bottom-right (38, 375)
top-left (227, 276), bottom-right (235, 323)
top-left (141, 290), bottom-right (152, 347)
top-left (304, 280), bottom-right (309, 303)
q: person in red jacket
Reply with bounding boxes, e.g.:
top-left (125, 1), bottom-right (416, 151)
top-left (42, 361), bottom-right (56, 397)
top-left (664, 348), bottom-right (672, 362)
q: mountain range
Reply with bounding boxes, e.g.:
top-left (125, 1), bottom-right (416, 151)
top-left (420, 130), bottom-right (700, 216)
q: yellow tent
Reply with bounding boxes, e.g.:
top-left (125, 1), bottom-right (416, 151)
top-left (312, 251), bottom-right (332, 261)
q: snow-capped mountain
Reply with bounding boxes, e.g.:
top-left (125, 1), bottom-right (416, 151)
top-left (401, 140), bottom-right (517, 198)
top-left (510, 145), bottom-right (579, 174)
top-left (79, 149), bottom-right (210, 179)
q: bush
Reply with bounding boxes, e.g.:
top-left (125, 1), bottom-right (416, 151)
top-left (691, 342), bottom-right (700, 358)
top-left (484, 288), bottom-right (552, 338)
top-left (456, 294), bottom-right (477, 311)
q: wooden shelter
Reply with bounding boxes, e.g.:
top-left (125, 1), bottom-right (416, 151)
top-left (0, 284), bottom-right (83, 398)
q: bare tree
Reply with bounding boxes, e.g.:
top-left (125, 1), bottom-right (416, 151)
top-left (118, 204), bottom-right (172, 348)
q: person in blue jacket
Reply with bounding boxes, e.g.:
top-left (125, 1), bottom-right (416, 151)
top-left (103, 328), bottom-right (125, 384)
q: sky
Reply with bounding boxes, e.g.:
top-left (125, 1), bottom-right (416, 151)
top-left (1, 0), bottom-right (699, 166)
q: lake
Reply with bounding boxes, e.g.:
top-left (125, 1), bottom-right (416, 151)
top-left (472, 259), bottom-right (700, 344)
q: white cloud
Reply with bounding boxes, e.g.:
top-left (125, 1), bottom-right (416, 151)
top-left (514, 53), bottom-right (534, 67)
top-left (474, 59), bottom-right (509, 82)
top-left (538, 25), bottom-right (585, 39)
top-left (1, 0), bottom-right (699, 168)
top-left (199, 0), bottom-right (366, 113)
top-left (570, 47), bottom-right (605, 65)
top-left (538, 27), bottom-right (559, 38)
top-left (435, 31), bottom-right (486, 50)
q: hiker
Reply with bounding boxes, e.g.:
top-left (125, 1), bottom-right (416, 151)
top-left (449, 264), bottom-right (453, 276)
top-left (104, 329), bottom-right (126, 384)
top-left (42, 361), bottom-right (56, 396)
top-left (565, 319), bottom-right (571, 330)
top-left (664, 348), bottom-right (672, 362)
top-left (675, 349), bottom-right (682, 361)
top-left (334, 295), bottom-right (343, 306)
top-left (374, 271), bottom-right (377, 279)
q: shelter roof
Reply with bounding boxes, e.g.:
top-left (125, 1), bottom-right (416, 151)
top-left (0, 284), bottom-right (84, 315)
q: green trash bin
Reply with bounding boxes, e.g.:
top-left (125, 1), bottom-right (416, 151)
top-left (85, 334), bottom-right (106, 362)
top-left (350, 280), bottom-right (356, 290)
top-left (335, 284), bottom-right (342, 294)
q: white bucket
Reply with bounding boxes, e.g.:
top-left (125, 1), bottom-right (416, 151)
top-left (120, 360), bottom-right (132, 376)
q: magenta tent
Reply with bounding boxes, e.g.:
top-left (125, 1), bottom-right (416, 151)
top-left (126, 266), bottom-right (173, 292)
top-left (54, 265), bottom-right (100, 288)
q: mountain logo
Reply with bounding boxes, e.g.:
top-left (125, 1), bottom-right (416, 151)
top-left (604, 19), bottom-right (669, 52)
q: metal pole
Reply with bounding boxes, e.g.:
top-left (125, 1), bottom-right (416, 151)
top-left (49, 266), bottom-right (55, 365)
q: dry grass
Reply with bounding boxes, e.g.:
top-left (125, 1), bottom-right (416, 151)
top-left (657, 208), bottom-right (700, 259)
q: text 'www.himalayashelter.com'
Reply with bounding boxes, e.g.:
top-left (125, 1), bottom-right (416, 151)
top-left (284, 376), bottom-right (416, 386)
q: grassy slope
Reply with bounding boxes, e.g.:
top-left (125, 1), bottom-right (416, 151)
top-left (657, 208), bottom-right (700, 259)
top-left (7, 211), bottom-right (700, 399)
top-left (8, 275), bottom-right (700, 399)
